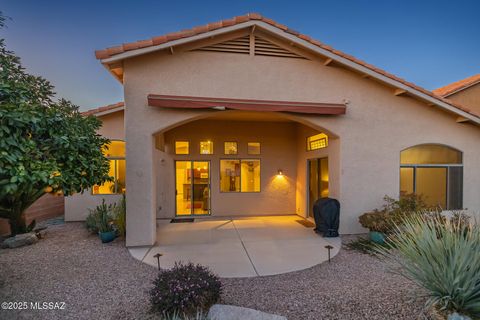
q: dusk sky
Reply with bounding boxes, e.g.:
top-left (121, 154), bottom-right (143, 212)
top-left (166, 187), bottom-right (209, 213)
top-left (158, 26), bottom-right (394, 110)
top-left (2, 0), bottom-right (479, 111)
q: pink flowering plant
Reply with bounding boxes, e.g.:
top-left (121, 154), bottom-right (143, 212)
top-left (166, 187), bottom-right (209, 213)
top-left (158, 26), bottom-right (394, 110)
top-left (149, 262), bottom-right (222, 316)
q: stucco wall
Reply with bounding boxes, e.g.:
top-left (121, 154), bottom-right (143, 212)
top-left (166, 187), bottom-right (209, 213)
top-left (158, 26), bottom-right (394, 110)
top-left (122, 48), bottom-right (480, 246)
top-left (64, 110), bottom-right (125, 221)
top-left (446, 83), bottom-right (480, 116)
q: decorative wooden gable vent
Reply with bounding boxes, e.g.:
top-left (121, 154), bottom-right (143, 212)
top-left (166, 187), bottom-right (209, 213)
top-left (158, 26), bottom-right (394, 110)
top-left (195, 34), bottom-right (306, 59)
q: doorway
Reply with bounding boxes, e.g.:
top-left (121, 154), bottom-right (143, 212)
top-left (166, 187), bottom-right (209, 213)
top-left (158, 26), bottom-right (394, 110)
top-left (307, 157), bottom-right (329, 219)
top-left (175, 161), bottom-right (211, 216)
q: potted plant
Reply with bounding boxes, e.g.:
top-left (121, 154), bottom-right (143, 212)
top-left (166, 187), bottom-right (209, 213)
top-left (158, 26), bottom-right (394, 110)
top-left (86, 200), bottom-right (117, 243)
top-left (358, 211), bottom-right (390, 244)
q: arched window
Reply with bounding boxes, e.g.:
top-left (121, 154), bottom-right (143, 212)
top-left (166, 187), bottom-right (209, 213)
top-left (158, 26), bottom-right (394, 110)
top-left (400, 144), bottom-right (462, 209)
top-left (92, 140), bottom-right (126, 195)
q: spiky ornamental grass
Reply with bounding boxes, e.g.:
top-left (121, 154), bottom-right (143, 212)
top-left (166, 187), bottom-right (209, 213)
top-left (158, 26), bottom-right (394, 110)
top-left (376, 212), bottom-right (480, 318)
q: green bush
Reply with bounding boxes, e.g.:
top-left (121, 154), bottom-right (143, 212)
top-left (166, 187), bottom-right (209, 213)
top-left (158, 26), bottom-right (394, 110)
top-left (150, 262), bottom-right (221, 317)
top-left (376, 212), bottom-right (480, 318)
top-left (85, 200), bottom-right (115, 233)
top-left (359, 194), bottom-right (428, 233)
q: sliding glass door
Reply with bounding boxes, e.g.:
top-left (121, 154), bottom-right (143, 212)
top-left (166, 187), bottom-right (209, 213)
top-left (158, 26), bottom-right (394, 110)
top-left (175, 161), bottom-right (211, 216)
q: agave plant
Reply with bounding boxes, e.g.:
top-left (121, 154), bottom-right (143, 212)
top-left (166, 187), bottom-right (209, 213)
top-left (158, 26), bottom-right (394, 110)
top-left (376, 212), bottom-right (480, 318)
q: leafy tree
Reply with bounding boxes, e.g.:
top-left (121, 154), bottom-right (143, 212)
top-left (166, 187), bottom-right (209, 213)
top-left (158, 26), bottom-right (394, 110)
top-left (0, 14), bottom-right (111, 235)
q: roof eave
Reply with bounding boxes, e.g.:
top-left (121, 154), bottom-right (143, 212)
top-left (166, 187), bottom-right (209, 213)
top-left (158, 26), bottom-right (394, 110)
top-left (99, 20), bottom-right (480, 125)
top-left (441, 80), bottom-right (480, 98)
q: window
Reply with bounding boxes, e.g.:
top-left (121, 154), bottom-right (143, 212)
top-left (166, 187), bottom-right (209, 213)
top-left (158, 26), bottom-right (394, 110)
top-left (307, 133), bottom-right (328, 151)
top-left (224, 142), bottom-right (238, 155)
top-left (93, 140), bottom-right (126, 195)
top-left (247, 142), bottom-right (261, 155)
top-left (200, 141), bottom-right (213, 154)
top-left (175, 141), bottom-right (189, 155)
top-left (220, 159), bottom-right (260, 192)
top-left (400, 144), bottom-right (463, 209)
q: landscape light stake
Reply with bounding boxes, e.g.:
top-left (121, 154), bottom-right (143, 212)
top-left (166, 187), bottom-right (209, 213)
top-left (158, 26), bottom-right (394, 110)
top-left (325, 245), bottom-right (333, 262)
top-left (153, 253), bottom-right (163, 270)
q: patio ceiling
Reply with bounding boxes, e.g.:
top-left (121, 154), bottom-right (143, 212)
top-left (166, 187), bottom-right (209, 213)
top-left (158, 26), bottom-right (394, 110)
top-left (147, 94), bottom-right (347, 115)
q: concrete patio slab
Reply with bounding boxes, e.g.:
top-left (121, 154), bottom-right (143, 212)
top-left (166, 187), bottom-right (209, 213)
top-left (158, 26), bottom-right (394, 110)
top-left (130, 215), bottom-right (341, 278)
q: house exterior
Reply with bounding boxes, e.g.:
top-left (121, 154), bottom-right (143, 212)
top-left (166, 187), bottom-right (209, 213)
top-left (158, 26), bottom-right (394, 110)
top-left (65, 14), bottom-right (480, 247)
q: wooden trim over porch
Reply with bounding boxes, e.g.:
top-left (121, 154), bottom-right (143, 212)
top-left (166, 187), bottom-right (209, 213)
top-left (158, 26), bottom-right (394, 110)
top-left (147, 94), bottom-right (346, 115)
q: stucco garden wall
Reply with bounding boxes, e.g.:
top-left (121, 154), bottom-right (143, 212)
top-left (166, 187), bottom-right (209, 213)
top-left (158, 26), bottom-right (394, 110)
top-left (123, 49), bottom-right (480, 246)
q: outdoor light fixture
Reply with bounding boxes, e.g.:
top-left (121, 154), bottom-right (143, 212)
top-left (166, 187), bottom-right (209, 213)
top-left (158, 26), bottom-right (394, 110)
top-left (212, 106), bottom-right (226, 111)
top-left (325, 245), bottom-right (333, 262)
top-left (153, 253), bottom-right (163, 270)
top-left (277, 169), bottom-right (283, 176)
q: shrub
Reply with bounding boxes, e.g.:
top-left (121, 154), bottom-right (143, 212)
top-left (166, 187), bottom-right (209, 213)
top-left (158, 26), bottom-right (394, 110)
top-left (114, 195), bottom-right (126, 237)
top-left (376, 213), bottom-right (480, 318)
top-left (150, 262), bottom-right (222, 317)
top-left (359, 194), bottom-right (428, 233)
top-left (85, 200), bottom-right (115, 233)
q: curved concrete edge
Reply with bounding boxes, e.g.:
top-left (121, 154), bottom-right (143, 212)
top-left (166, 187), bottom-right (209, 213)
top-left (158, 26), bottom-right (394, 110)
top-left (208, 304), bottom-right (287, 320)
top-left (128, 245), bottom-right (152, 262)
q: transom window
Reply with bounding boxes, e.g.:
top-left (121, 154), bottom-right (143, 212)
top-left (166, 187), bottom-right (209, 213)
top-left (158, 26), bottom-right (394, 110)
top-left (307, 133), bottom-right (328, 151)
top-left (200, 141), bottom-right (213, 154)
top-left (224, 142), bottom-right (238, 155)
top-left (247, 142), bottom-right (261, 155)
top-left (400, 144), bottom-right (463, 210)
top-left (220, 159), bottom-right (261, 192)
top-left (93, 140), bottom-right (126, 195)
top-left (175, 141), bottom-right (189, 155)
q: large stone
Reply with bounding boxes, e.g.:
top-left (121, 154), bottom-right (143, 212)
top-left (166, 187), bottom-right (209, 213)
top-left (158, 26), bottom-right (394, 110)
top-left (208, 304), bottom-right (287, 320)
top-left (2, 232), bottom-right (39, 249)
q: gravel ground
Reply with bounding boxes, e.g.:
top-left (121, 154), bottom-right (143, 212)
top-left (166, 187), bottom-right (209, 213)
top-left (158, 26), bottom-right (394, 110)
top-left (0, 223), bottom-right (427, 320)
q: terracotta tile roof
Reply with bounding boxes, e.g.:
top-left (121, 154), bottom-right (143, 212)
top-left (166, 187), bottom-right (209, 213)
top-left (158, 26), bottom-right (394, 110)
top-left (82, 102), bottom-right (124, 116)
top-left (94, 13), bottom-right (480, 120)
top-left (433, 74), bottom-right (480, 97)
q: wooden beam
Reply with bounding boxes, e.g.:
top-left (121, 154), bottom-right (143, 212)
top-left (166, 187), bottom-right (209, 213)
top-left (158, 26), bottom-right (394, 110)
top-left (323, 58), bottom-right (333, 66)
top-left (361, 74), bottom-right (370, 79)
top-left (456, 116), bottom-right (469, 123)
top-left (169, 46), bottom-right (174, 55)
top-left (394, 88), bottom-right (407, 96)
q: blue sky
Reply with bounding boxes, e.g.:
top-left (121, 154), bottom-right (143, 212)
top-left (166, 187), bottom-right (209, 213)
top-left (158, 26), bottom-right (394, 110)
top-left (2, 0), bottom-right (479, 111)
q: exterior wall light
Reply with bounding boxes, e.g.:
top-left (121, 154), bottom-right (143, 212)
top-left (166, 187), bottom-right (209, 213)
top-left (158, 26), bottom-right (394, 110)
top-left (277, 169), bottom-right (283, 176)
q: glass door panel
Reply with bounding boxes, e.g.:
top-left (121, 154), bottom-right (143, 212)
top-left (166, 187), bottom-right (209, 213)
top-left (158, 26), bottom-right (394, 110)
top-left (308, 158), bottom-right (329, 219)
top-left (175, 161), bottom-right (192, 216)
top-left (192, 161), bottom-right (210, 215)
top-left (308, 160), bottom-right (319, 219)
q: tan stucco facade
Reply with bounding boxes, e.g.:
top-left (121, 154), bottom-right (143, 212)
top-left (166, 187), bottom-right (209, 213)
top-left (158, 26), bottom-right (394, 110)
top-left (67, 23), bottom-right (480, 247)
top-left (116, 46), bottom-right (480, 246)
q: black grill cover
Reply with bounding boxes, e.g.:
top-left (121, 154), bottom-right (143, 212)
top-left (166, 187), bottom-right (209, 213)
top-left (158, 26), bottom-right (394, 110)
top-left (313, 197), bottom-right (340, 237)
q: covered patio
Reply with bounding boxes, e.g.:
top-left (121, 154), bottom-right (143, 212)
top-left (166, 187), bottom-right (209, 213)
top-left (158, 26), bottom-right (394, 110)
top-left (129, 215), bottom-right (341, 277)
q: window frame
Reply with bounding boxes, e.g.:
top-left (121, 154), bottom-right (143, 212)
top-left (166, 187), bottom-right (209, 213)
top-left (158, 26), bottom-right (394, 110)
top-left (219, 158), bottom-right (261, 193)
top-left (174, 140), bottom-right (190, 155)
top-left (247, 142), bottom-right (261, 155)
top-left (223, 141), bottom-right (238, 155)
top-left (399, 144), bottom-right (463, 210)
top-left (306, 134), bottom-right (328, 151)
top-left (199, 140), bottom-right (214, 155)
top-left (92, 140), bottom-right (126, 196)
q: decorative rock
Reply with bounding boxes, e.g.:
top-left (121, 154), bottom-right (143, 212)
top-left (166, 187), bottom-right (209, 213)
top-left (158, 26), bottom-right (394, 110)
top-left (448, 313), bottom-right (472, 320)
top-left (2, 232), bottom-right (39, 249)
top-left (208, 304), bottom-right (287, 320)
